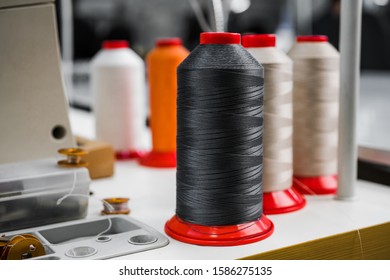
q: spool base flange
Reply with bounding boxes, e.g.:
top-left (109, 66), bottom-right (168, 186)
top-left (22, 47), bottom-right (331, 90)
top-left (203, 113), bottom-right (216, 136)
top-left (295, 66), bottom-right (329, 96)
top-left (263, 187), bottom-right (306, 215)
top-left (293, 175), bottom-right (337, 195)
top-left (116, 150), bottom-right (144, 160)
top-left (139, 151), bottom-right (176, 168)
top-left (164, 215), bottom-right (274, 246)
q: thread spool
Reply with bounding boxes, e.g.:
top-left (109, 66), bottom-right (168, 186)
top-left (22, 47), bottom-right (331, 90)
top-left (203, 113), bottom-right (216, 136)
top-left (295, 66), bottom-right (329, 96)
top-left (242, 34), bottom-right (306, 214)
top-left (139, 38), bottom-right (189, 168)
top-left (165, 32), bottom-right (273, 246)
top-left (288, 35), bottom-right (339, 195)
top-left (91, 40), bottom-right (146, 160)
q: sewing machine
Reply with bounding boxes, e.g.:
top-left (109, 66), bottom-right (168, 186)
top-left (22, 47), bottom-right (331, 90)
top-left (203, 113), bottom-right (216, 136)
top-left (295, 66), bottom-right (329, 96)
top-left (0, 0), bottom-right (74, 164)
top-left (0, 0), bottom-right (87, 233)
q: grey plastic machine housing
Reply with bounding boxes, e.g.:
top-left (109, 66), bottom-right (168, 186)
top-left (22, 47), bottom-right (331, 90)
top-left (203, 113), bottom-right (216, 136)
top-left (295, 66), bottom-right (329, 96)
top-left (0, 158), bottom-right (90, 232)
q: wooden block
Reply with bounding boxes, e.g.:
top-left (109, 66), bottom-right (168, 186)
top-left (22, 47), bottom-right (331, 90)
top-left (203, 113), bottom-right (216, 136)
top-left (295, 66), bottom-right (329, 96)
top-left (76, 136), bottom-right (115, 179)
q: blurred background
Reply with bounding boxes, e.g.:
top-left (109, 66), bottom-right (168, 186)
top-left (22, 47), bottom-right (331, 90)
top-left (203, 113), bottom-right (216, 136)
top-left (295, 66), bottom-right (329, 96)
top-left (55, 0), bottom-right (390, 109)
top-left (54, 0), bottom-right (390, 186)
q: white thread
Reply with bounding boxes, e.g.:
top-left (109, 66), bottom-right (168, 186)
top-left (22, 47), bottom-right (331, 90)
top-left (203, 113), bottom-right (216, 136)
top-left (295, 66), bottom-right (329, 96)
top-left (292, 177), bottom-right (318, 196)
top-left (56, 169), bottom-right (115, 238)
top-left (356, 228), bottom-right (365, 260)
top-left (328, 205), bottom-right (365, 260)
top-left (189, 0), bottom-right (212, 32)
top-left (96, 218), bottom-right (113, 238)
top-left (293, 177), bottom-right (365, 259)
top-left (211, 0), bottom-right (225, 32)
top-left (56, 169), bottom-right (77, 206)
top-left (246, 46), bottom-right (293, 192)
top-left (91, 42), bottom-right (146, 153)
top-left (288, 41), bottom-right (340, 177)
top-left (57, 193), bottom-right (114, 214)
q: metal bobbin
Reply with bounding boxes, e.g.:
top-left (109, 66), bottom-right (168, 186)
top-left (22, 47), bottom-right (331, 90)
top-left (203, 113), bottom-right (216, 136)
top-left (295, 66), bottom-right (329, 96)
top-left (102, 197), bottom-right (130, 215)
top-left (57, 147), bottom-right (88, 168)
top-left (0, 234), bottom-right (45, 260)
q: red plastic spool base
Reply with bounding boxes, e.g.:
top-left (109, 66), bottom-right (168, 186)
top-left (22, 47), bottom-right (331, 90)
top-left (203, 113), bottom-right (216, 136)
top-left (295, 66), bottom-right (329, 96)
top-left (139, 151), bottom-right (176, 168)
top-left (263, 187), bottom-right (306, 215)
top-left (115, 150), bottom-right (144, 160)
top-left (293, 175), bottom-right (338, 195)
top-left (164, 215), bottom-right (274, 246)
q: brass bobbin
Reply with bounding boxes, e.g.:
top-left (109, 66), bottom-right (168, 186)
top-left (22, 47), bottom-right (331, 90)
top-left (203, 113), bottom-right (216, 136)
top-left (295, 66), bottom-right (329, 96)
top-left (102, 197), bottom-right (130, 215)
top-left (0, 234), bottom-right (45, 260)
top-left (57, 147), bottom-right (89, 168)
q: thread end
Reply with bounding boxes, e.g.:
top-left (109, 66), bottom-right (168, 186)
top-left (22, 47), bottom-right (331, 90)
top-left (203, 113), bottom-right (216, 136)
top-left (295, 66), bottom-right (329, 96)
top-left (293, 175), bottom-right (338, 195)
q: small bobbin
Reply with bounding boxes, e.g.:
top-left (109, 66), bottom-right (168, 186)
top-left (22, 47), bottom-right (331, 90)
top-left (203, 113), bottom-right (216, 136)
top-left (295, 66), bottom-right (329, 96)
top-left (0, 234), bottom-right (45, 260)
top-left (102, 197), bottom-right (130, 215)
top-left (57, 148), bottom-right (89, 168)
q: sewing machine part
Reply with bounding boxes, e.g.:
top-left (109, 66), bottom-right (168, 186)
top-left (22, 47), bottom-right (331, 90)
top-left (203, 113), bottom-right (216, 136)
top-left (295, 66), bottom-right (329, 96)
top-left (0, 234), bottom-right (46, 260)
top-left (57, 148), bottom-right (89, 168)
top-left (0, 158), bottom-right (90, 232)
top-left (0, 1), bottom-right (75, 165)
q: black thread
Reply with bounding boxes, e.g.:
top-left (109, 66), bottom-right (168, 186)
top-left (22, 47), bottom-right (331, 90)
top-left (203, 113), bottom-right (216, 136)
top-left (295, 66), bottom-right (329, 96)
top-left (176, 44), bottom-right (264, 226)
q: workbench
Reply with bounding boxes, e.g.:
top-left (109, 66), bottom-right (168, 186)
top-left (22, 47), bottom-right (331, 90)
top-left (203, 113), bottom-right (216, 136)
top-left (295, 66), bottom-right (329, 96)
top-left (70, 108), bottom-right (390, 260)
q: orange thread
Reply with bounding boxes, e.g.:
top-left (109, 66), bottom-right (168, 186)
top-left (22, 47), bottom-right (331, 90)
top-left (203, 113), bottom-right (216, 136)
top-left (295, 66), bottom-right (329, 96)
top-left (140, 38), bottom-right (189, 167)
top-left (148, 39), bottom-right (189, 152)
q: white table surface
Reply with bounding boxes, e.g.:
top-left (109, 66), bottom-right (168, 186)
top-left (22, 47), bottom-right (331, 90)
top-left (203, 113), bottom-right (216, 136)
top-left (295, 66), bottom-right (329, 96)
top-left (69, 108), bottom-right (390, 260)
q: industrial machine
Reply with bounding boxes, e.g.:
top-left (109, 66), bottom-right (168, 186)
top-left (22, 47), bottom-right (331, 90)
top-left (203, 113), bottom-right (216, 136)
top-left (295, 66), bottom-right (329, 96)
top-left (0, 0), bottom-right (88, 239)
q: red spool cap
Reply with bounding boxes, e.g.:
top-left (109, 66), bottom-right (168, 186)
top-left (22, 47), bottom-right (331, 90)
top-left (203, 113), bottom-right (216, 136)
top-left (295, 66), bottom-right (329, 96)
top-left (156, 38), bottom-right (182, 47)
top-left (263, 187), bottom-right (306, 215)
top-left (165, 215), bottom-right (274, 246)
top-left (102, 40), bottom-right (129, 49)
top-left (200, 32), bottom-right (241, 45)
top-left (139, 151), bottom-right (176, 168)
top-left (242, 34), bottom-right (276, 48)
top-left (296, 35), bottom-right (328, 43)
top-left (293, 175), bottom-right (337, 195)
